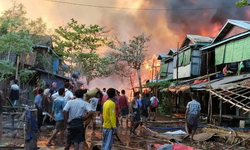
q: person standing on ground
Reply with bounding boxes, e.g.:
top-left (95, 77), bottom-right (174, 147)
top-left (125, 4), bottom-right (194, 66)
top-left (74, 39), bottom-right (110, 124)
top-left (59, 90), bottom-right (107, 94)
top-left (52, 82), bottom-right (74, 101)
top-left (149, 94), bottom-right (159, 121)
top-left (141, 93), bottom-right (151, 127)
top-left (49, 82), bottom-right (57, 96)
top-left (9, 79), bottom-right (19, 105)
top-left (43, 84), bottom-right (51, 112)
top-left (87, 91), bottom-right (102, 135)
top-left (102, 88), bottom-right (107, 95)
top-left (102, 88), bottom-right (117, 150)
top-left (63, 89), bottom-right (92, 150)
top-left (130, 92), bottom-right (140, 138)
top-left (47, 88), bottom-right (67, 146)
top-left (118, 90), bottom-right (129, 128)
top-left (34, 89), bottom-right (44, 130)
top-left (185, 92), bottom-right (201, 141)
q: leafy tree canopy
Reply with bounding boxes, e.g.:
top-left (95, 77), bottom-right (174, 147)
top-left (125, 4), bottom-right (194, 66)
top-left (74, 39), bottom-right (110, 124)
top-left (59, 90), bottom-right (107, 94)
top-left (236, 0), bottom-right (249, 7)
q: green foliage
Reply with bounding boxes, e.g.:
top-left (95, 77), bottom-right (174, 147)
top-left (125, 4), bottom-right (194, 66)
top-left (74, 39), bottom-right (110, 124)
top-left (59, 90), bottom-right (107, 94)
top-left (0, 60), bottom-right (16, 81)
top-left (0, 2), bottom-right (47, 80)
top-left (76, 52), bottom-right (114, 84)
top-left (19, 68), bottom-right (33, 82)
top-left (146, 81), bottom-right (176, 90)
top-left (53, 18), bottom-right (113, 85)
top-left (236, 0), bottom-right (249, 7)
top-left (158, 92), bottom-right (172, 115)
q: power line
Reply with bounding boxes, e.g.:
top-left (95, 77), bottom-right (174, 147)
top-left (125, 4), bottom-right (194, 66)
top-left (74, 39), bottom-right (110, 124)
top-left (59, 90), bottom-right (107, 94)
top-left (43, 0), bottom-right (233, 11)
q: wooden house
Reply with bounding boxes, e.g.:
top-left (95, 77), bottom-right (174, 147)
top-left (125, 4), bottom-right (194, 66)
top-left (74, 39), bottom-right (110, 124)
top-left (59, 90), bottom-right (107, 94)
top-left (199, 19), bottom-right (250, 124)
top-left (173, 35), bottom-right (213, 80)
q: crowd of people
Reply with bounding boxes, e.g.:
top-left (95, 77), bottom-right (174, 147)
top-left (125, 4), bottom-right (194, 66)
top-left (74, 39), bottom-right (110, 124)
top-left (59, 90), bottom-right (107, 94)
top-left (29, 81), bottom-right (161, 150)
top-left (7, 79), bottom-right (201, 149)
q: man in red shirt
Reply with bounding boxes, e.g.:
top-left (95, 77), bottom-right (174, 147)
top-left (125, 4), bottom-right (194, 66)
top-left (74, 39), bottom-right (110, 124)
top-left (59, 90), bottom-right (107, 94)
top-left (118, 90), bottom-right (129, 128)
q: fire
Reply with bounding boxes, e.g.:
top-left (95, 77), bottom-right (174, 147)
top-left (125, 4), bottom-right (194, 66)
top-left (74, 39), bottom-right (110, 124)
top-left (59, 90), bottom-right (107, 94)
top-left (145, 63), bottom-right (152, 70)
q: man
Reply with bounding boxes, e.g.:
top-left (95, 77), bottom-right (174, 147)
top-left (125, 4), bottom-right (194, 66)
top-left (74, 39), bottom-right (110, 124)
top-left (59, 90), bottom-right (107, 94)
top-left (87, 91), bottom-right (102, 135)
top-left (141, 93), bottom-right (151, 127)
top-left (49, 82), bottom-right (57, 96)
top-left (185, 92), bottom-right (201, 141)
top-left (63, 89), bottom-right (92, 150)
top-left (9, 79), bottom-right (19, 105)
top-left (52, 82), bottom-right (74, 101)
top-left (102, 88), bottom-right (107, 95)
top-left (118, 90), bottom-right (129, 128)
top-left (102, 88), bottom-right (117, 150)
top-left (34, 89), bottom-right (44, 130)
top-left (149, 94), bottom-right (159, 121)
top-left (47, 88), bottom-right (66, 146)
top-left (43, 84), bottom-right (51, 112)
top-left (130, 92), bottom-right (140, 138)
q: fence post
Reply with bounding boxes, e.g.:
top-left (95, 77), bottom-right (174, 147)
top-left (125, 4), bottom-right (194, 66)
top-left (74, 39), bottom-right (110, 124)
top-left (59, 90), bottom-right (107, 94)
top-left (24, 109), bottom-right (38, 150)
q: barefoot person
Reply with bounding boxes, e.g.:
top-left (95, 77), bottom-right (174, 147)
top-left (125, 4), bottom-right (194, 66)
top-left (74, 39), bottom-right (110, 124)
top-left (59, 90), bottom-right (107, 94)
top-left (185, 92), bottom-right (201, 141)
top-left (118, 90), bottom-right (129, 128)
top-left (102, 88), bottom-right (117, 150)
top-left (63, 89), bottom-right (92, 150)
top-left (47, 88), bottom-right (66, 146)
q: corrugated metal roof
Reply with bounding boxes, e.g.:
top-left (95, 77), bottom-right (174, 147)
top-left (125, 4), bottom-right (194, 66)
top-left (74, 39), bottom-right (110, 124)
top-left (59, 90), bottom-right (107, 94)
top-left (211, 73), bottom-right (250, 89)
top-left (213, 19), bottom-right (250, 43)
top-left (181, 34), bottom-right (213, 48)
top-left (187, 34), bottom-right (214, 43)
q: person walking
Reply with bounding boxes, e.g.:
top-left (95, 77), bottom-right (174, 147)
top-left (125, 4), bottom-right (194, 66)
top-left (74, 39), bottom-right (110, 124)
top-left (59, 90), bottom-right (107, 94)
top-left (63, 89), bottom-right (92, 150)
top-left (34, 89), bottom-right (44, 130)
top-left (9, 79), bottom-right (19, 105)
top-left (149, 94), bottom-right (159, 121)
top-left (141, 93), bottom-right (151, 126)
top-left (185, 92), bottom-right (201, 141)
top-left (102, 88), bottom-right (117, 150)
top-left (118, 90), bottom-right (129, 128)
top-left (130, 92), bottom-right (140, 138)
top-left (47, 88), bottom-right (67, 146)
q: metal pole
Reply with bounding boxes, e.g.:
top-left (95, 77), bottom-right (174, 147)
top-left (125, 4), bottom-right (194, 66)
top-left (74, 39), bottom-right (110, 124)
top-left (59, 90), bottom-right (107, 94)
top-left (176, 42), bottom-right (179, 81)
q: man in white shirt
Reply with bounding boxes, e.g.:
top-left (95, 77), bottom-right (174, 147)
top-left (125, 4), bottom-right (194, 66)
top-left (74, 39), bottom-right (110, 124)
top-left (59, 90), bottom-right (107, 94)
top-left (52, 82), bottom-right (74, 101)
top-left (102, 88), bottom-right (107, 95)
top-left (63, 89), bottom-right (92, 150)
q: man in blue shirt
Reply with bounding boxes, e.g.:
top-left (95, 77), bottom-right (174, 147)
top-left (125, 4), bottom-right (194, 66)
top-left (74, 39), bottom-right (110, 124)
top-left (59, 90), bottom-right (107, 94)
top-left (185, 92), bottom-right (201, 141)
top-left (47, 88), bottom-right (66, 146)
top-left (34, 89), bottom-right (44, 130)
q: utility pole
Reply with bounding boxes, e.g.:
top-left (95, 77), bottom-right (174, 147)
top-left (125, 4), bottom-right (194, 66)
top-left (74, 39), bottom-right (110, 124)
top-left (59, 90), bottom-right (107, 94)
top-left (176, 42), bottom-right (179, 81)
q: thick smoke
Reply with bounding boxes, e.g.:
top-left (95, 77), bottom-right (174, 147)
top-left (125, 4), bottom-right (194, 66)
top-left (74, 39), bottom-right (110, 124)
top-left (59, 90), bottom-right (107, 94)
top-left (163, 0), bottom-right (250, 39)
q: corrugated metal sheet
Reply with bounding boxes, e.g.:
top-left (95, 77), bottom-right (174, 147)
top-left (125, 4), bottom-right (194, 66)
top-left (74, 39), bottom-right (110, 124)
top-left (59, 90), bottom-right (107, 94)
top-left (167, 60), bottom-right (173, 73)
top-left (187, 35), bottom-right (213, 43)
top-left (213, 19), bottom-right (250, 43)
top-left (191, 50), bottom-right (201, 76)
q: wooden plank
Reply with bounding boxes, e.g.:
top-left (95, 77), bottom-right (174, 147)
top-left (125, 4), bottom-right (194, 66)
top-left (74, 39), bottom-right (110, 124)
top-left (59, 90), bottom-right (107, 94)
top-left (209, 90), bottom-right (250, 112)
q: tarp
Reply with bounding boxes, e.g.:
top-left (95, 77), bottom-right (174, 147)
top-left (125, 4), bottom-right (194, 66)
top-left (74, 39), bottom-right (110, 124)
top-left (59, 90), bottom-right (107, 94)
top-left (172, 144), bottom-right (197, 150)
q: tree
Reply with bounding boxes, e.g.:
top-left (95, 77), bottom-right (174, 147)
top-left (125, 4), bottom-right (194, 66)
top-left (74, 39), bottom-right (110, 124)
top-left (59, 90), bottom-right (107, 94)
top-left (0, 2), bottom-right (47, 80)
top-left (236, 0), bottom-right (249, 6)
top-left (53, 19), bottom-right (114, 85)
top-left (109, 33), bottom-right (151, 94)
top-left (75, 53), bottom-right (114, 85)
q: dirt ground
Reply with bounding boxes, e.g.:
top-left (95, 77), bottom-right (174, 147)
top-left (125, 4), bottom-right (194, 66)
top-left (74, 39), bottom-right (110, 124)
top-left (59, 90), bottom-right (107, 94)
top-left (0, 115), bottom-right (249, 150)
